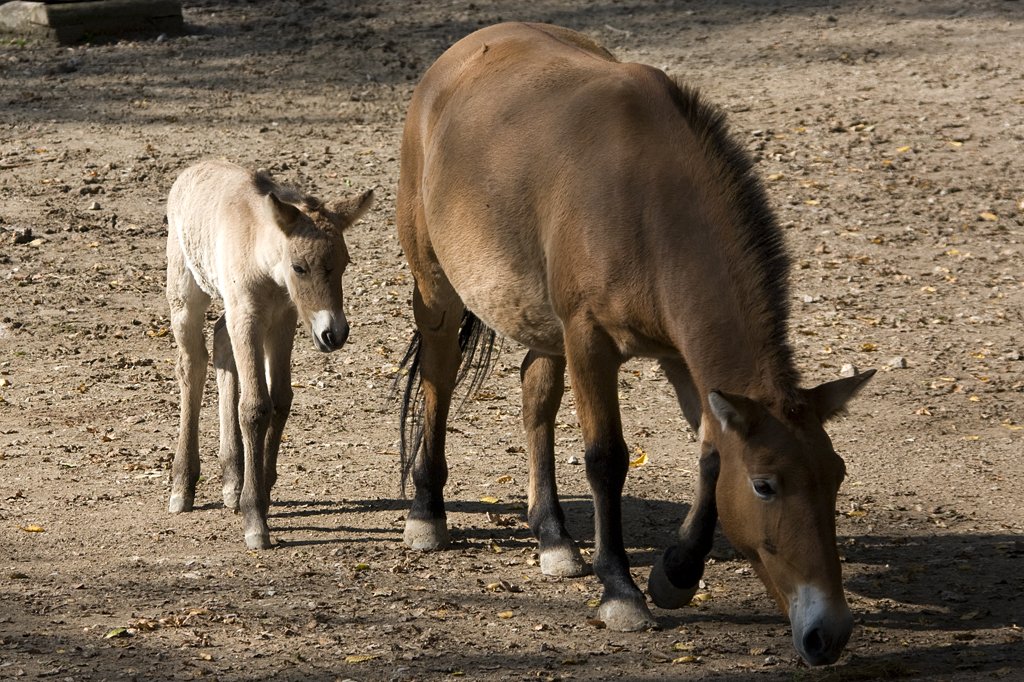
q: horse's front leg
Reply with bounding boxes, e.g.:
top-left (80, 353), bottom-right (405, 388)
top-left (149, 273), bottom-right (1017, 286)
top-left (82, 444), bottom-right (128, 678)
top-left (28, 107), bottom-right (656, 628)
top-left (226, 309), bottom-right (273, 550)
top-left (648, 446), bottom-right (720, 608)
top-left (213, 315), bottom-right (243, 511)
top-left (262, 308), bottom-right (297, 499)
top-left (565, 319), bottom-right (655, 631)
top-left (521, 350), bottom-right (588, 577)
top-left (648, 356), bottom-right (720, 608)
top-left (403, 284), bottom-right (462, 550)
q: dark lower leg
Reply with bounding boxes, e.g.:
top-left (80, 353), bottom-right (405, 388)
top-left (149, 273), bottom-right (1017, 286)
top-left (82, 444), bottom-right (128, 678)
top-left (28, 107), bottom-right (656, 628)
top-left (521, 351), bottom-right (586, 576)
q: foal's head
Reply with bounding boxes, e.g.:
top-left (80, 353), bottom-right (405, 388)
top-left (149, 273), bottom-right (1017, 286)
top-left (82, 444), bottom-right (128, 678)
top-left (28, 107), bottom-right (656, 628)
top-left (265, 186), bottom-right (374, 352)
top-left (706, 370), bottom-right (874, 666)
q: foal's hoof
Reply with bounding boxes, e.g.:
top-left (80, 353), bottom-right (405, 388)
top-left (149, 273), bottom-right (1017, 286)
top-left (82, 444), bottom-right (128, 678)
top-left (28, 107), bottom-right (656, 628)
top-left (648, 554), bottom-right (699, 609)
top-left (403, 518), bottom-right (450, 550)
top-left (539, 544), bottom-right (590, 577)
top-left (168, 494), bottom-right (194, 514)
top-left (598, 597), bottom-right (658, 632)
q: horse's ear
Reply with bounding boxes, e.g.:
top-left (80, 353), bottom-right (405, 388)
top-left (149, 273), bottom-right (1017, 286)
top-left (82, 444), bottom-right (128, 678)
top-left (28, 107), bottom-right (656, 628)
top-left (268, 191), bottom-right (302, 235)
top-left (330, 188), bottom-right (374, 231)
top-left (708, 390), bottom-right (759, 437)
top-left (805, 369), bottom-right (876, 422)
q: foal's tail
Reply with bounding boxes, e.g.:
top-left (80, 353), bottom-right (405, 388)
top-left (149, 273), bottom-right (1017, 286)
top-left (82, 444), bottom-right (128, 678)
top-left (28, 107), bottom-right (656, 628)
top-left (394, 310), bottom-right (499, 494)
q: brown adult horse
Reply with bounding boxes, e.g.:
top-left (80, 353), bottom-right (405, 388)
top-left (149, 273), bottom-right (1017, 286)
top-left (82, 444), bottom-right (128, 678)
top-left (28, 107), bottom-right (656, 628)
top-left (396, 22), bottom-right (874, 665)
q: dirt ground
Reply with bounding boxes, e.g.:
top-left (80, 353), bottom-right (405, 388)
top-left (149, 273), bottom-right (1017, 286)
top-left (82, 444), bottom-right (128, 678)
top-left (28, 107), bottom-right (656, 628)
top-left (1, 1), bottom-right (1022, 680)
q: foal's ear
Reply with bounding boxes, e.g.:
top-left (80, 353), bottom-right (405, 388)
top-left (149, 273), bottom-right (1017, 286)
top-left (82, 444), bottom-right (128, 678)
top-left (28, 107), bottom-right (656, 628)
top-left (805, 369), bottom-right (876, 422)
top-left (268, 191), bottom-right (302, 234)
top-left (329, 188), bottom-right (375, 231)
top-left (708, 390), bottom-right (760, 437)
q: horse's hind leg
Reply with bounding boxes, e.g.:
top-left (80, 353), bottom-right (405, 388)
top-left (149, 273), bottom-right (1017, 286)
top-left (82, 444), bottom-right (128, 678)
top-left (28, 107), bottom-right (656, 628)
top-left (648, 357), bottom-right (720, 609)
top-left (167, 244), bottom-right (210, 514)
top-left (213, 315), bottom-right (243, 511)
top-left (565, 319), bottom-right (655, 631)
top-left (404, 284), bottom-right (463, 550)
top-left (521, 350), bottom-right (588, 577)
top-left (262, 308), bottom-right (297, 499)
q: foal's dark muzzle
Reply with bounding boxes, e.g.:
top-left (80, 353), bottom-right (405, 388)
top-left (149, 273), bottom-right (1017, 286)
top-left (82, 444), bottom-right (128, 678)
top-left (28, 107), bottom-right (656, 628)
top-left (317, 322), bottom-right (349, 352)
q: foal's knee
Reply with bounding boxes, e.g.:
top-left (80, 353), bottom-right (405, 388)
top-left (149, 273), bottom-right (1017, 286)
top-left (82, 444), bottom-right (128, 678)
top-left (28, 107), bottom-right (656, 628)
top-left (239, 394), bottom-right (272, 432)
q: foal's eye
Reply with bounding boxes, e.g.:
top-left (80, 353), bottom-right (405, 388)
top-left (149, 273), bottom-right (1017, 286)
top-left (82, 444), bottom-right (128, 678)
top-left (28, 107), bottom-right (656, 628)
top-left (752, 479), bottom-right (776, 500)
top-left (292, 264), bottom-right (307, 275)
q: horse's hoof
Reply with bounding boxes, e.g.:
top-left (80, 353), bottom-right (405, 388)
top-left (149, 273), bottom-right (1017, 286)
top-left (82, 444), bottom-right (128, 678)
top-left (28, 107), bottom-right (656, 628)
top-left (244, 531), bottom-right (272, 550)
top-left (598, 597), bottom-right (658, 632)
top-left (403, 518), bottom-right (449, 550)
top-left (648, 553), bottom-right (698, 609)
top-left (168, 494), bottom-right (193, 513)
top-left (539, 544), bottom-right (590, 577)
top-left (222, 489), bottom-right (240, 511)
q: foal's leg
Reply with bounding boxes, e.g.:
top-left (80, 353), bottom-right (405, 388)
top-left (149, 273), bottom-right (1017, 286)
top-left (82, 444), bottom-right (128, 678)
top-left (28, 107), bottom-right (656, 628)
top-left (262, 308), bottom-right (297, 499)
top-left (167, 242), bottom-right (210, 514)
top-left (404, 284), bottom-right (463, 550)
top-left (521, 350), bottom-right (588, 577)
top-left (213, 315), bottom-right (243, 511)
top-left (565, 319), bottom-right (655, 631)
top-left (225, 309), bottom-right (273, 549)
top-left (648, 357), bottom-right (721, 608)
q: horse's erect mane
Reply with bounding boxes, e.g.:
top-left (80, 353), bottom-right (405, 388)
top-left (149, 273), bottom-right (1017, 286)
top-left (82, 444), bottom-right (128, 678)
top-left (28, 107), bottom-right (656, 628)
top-left (666, 81), bottom-right (802, 404)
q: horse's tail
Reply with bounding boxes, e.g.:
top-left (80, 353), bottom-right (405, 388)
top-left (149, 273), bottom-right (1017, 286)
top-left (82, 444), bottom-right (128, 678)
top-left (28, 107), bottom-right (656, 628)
top-left (394, 310), bottom-right (499, 494)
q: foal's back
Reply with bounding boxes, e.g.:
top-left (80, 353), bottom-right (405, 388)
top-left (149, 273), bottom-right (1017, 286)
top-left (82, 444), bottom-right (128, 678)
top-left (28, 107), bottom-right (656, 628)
top-left (166, 160), bottom-right (273, 298)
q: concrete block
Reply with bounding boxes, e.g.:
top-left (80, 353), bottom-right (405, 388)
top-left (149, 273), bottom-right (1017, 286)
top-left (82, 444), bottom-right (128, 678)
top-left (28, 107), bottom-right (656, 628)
top-left (0, 0), bottom-right (183, 44)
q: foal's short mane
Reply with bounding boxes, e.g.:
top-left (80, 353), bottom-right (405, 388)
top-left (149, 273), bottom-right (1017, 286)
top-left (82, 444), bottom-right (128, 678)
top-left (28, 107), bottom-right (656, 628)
top-left (667, 82), bottom-right (802, 407)
top-left (253, 170), bottom-right (324, 213)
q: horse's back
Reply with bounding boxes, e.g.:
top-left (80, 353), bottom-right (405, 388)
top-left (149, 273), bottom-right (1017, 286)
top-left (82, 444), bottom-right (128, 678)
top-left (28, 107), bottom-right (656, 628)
top-left (401, 23), bottom-right (687, 354)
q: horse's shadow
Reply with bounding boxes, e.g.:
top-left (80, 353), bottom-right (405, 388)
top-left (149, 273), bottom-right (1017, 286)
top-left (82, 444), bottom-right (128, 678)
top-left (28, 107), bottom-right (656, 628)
top-left (267, 493), bottom-right (692, 554)
top-left (842, 531), bottom-right (1024, 633)
top-left (269, 496), bottom-right (1023, 635)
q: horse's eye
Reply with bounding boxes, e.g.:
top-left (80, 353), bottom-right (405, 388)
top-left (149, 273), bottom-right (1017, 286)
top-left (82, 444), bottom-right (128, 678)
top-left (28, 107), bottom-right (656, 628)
top-left (292, 264), bottom-right (307, 275)
top-left (752, 479), bottom-right (776, 500)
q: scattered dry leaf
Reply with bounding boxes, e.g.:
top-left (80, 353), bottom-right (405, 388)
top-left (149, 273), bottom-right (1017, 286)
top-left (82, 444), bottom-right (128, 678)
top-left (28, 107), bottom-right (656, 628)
top-left (629, 448), bottom-right (648, 468)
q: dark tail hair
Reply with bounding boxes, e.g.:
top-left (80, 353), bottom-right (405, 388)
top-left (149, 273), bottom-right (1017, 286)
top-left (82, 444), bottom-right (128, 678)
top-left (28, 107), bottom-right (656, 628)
top-left (394, 310), bottom-right (499, 494)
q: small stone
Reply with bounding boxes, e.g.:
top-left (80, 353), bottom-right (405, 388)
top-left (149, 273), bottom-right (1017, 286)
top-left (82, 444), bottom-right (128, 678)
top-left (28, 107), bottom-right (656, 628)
top-left (888, 356), bottom-right (908, 369)
top-left (566, 456), bottom-right (581, 465)
top-left (1005, 351), bottom-right (1022, 361)
top-left (840, 364), bottom-right (858, 377)
top-left (12, 227), bottom-right (32, 244)
top-left (88, 201), bottom-right (101, 210)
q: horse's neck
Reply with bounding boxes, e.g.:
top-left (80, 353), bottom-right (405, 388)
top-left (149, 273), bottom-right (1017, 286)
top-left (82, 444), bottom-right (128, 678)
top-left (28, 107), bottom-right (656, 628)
top-left (248, 217), bottom-right (289, 285)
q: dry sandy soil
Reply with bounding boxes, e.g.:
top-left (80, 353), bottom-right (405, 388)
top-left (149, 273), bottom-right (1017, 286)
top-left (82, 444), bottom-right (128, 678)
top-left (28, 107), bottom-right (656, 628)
top-left (1, 1), bottom-right (1022, 680)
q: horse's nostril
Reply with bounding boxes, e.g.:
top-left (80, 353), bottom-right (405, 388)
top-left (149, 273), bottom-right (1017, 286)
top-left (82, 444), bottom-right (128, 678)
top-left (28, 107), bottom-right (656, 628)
top-left (802, 627), bottom-right (827, 658)
top-left (322, 329), bottom-right (336, 348)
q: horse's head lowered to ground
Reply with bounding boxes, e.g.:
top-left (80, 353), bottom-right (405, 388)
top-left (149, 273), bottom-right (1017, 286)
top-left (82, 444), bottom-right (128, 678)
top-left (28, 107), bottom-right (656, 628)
top-left (706, 371), bottom-right (874, 665)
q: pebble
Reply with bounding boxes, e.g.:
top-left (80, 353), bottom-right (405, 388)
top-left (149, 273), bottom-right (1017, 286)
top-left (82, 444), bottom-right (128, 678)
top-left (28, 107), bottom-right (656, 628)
top-left (566, 456), bottom-right (581, 465)
top-left (88, 201), bottom-right (101, 210)
top-left (840, 364), bottom-right (858, 377)
top-left (888, 356), bottom-right (908, 369)
top-left (1005, 351), bottom-right (1022, 361)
